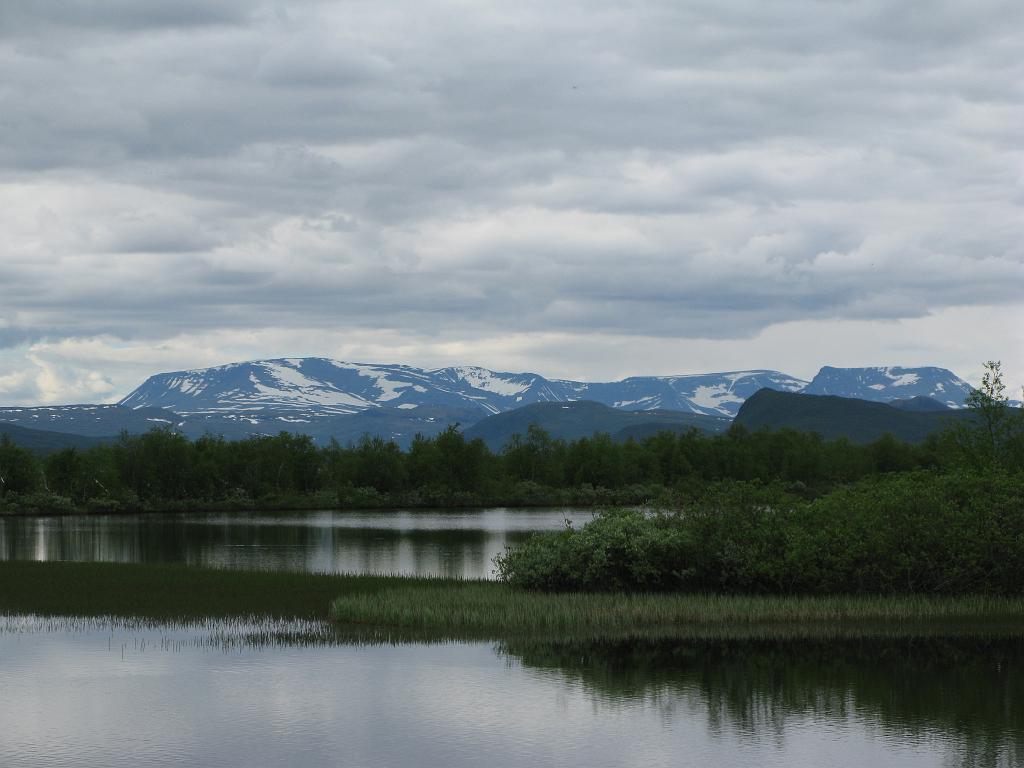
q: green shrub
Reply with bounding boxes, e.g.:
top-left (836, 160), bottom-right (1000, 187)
top-left (495, 508), bottom-right (696, 591)
top-left (337, 485), bottom-right (387, 508)
top-left (7, 492), bottom-right (77, 515)
top-left (495, 472), bottom-right (1024, 595)
top-left (84, 495), bottom-right (123, 514)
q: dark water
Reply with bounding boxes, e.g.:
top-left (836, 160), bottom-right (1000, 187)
top-left (0, 508), bottom-right (593, 578)
top-left (1, 617), bottom-right (1021, 768)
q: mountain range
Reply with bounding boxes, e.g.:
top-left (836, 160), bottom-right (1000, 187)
top-left (0, 359), bottom-right (983, 448)
top-left (118, 358), bottom-right (810, 418)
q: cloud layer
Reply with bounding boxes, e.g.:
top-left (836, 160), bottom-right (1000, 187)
top-left (1, 1), bottom-right (1022, 403)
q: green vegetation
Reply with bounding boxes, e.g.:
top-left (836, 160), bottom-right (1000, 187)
top-left (491, 362), bottom-right (1024, 595)
top-left (329, 579), bottom-right (1024, 635)
top-left (0, 362), bottom-right (1021, 629)
top-left (495, 472), bottom-right (1024, 594)
top-left (0, 406), bottom-right (1004, 516)
top-left (3, 560), bottom-right (1022, 639)
top-left (0, 560), bottom-right (409, 621)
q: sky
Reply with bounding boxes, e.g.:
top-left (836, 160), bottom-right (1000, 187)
top-left (1, 0), bottom-right (1022, 405)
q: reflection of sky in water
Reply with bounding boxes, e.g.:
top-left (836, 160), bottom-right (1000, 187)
top-left (2, 617), bottom-right (1011, 768)
top-left (0, 509), bottom-right (595, 578)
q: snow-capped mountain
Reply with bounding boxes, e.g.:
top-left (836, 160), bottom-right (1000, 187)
top-left (800, 366), bottom-right (973, 409)
top-left (118, 358), bottom-right (808, 419)
top-left (0, 361), bottom-right (992, 448)
top-left (557, 371), bottom-right (809, 417)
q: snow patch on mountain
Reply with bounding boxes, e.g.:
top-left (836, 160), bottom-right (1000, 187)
top-left (343, 365), bottom-right (403, 402)
top-left (689, 384), bottom-right (745, 412)
top-left (800, 366), bottom-right (972, 408)
top-left (451, 366), bottom-right (532, 396)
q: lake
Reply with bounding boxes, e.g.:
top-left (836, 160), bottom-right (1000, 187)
top-left (1, 509), bottom-right (1021, 767)
top-left (1, 616), bottom-right (1021, 768)
top-left (0, 508), bottom-right (595, 578)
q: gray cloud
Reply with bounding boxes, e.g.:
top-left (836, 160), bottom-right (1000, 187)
top-left (0, 1), bottom-right (253, 35)
top-left (0, 0), bottom-right (1022, 403)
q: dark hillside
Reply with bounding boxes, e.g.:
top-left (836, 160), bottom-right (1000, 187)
top-left (463, 400), bottom-right (729, 451)
top-left (0, 423), bottom-right (114, 453)
top-left (734, 389), bottom-right (970, 444)
top-left (890, 396), bottom-right (951, 412)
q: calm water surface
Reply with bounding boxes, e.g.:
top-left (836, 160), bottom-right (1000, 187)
top-left (2, 510), bottom-right (1021, 767)
top-left (1, 617), bottom-right (1021, 768)
top-left (0, 508), bottom-right (594, 578)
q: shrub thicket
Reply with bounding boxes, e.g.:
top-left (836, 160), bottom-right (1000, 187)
top-left (495, 472), bottom-right (1024, 595)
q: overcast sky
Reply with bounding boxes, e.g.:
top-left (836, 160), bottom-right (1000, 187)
top-left (1, 0), bottom-right (1022, 404)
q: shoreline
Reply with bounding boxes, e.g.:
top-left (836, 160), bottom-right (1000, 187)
top-left (2, 561), bottom-right (1023, 640)
top-left (0, 499), bottom-right (603, 519)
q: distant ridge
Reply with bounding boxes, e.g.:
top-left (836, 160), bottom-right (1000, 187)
top-left (0, 422), bottom-right (114, 453)
top-left (462, 401), bottom-right (730, 451)
top-left (734, 389), bottom-right (971, 444)
top-left (0, 404), bottom-right (178, 437)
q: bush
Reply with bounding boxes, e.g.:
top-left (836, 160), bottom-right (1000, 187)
top-left (7, 492), bottom-right (77, 515)
top-left (84, 495), bottom-right (123, 514)
top-left (495, 472), bottom-right (1024, 595)
top-left (786, 471), bottom-right (1024, 594)
top-left (494, 508), bottom-right (695, 591)
top-left (338, 485), bottom-right (387, 509)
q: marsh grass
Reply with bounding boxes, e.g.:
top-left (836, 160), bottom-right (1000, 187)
top-left (4, 561), bottom-right (1024, 641)
top-left (330, 581), bottom-right (1024, 637)
top-left (0, 561), bottom-right (445, 621)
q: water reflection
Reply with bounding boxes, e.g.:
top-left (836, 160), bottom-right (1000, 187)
top-left (0, 508), bottom-right (592, 578)
top-left (1, 617), bottom-right (1020, 768)
top-left (500, 635), bottom-right (1024, 768)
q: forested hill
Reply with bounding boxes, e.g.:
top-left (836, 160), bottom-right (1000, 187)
top-left (0, 423), bottom-right (114, 454)
top-left (462, 401), bottom-right (729, 450)
top-left (734, 389), bottom-right (972, 444)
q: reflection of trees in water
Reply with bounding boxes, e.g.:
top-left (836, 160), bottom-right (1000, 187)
top-left (327, 527), bottom-right (495, 577)
top-left (499, 636), bottom-right (1024, 768)
top-left (0, 517), bottom-right (507, 577)
top-left (0, 516), bottom-right (154, 563)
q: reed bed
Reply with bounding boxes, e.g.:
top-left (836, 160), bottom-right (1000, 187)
top-left (330, 581), bottom-right (1024, 635)
top-left (4, 561), bottom-right (1024, 640)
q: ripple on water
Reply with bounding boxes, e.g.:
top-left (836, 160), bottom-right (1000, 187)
top-left (1, 616), bottom-right (1021, 768)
